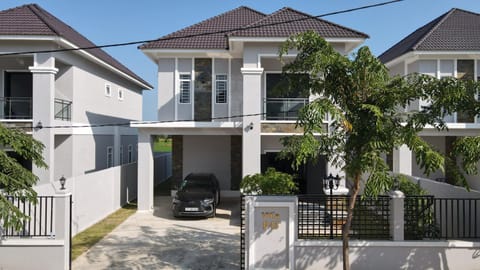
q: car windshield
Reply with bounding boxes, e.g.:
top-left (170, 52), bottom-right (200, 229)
top-left (179, 179), bottom-right (213, 192)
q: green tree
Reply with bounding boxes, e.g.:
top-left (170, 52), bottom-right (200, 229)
top-left (279, 31), bottom-right (480, 270)
top-left (0, 124), bottom-right (46, 232)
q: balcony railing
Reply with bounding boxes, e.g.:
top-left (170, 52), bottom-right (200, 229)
top-left (54, 98), bottom-right (72, 121)
top-left (0, 97), bottom-right (32, 119)
top-left (264, 98), bottom-right (308, 121)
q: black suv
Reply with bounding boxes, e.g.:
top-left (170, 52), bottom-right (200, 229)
top-left (171, 173), bottom-right (220, 218)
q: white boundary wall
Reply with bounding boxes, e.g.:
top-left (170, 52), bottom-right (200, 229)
top-left (406, 175), bottom-right (480, 198)
top-left (245, 195), bottom-right (480, 270)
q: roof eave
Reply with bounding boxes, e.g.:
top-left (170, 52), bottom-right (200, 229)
top-left (57, 38), bottom-right (153, 90)
top-left (140, 48), bottom-right (233, 60)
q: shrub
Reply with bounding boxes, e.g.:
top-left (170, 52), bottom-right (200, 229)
top-left (240, 167), bottom-right (298, 195)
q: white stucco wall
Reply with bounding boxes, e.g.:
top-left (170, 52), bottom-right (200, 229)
top-left (182, 135), bottom-right (231, 190)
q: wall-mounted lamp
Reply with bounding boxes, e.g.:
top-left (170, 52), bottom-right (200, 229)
top-left (248, 122), bottom-right (254, 130)
top-left (59, 175), bottom-right (66, 190)
top-left (35, 121), bottom-right (43, 131)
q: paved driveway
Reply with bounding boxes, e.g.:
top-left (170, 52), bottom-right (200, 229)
top-left (73, 196), bottom-right (241, 270)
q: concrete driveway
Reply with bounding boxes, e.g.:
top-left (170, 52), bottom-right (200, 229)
top-left (73, 196), bottom-right (241, 270)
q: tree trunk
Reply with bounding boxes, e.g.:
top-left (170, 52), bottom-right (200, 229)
top-left (342, 173), bottom-right (361, 270)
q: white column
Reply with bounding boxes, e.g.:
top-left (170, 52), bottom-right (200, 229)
top-left (241, 67), bottom-right (263, 177)
top-left (54, 191), bottom-right (72, 270)
top-left (113, 126), bottom-right (120, 166)
top-left (137, 129), bottom-right (154, 212)
top-left (392, 144), bottom-right (412, 175)
top-left (389, 190), bottom-right (405, 241)
top-left (29, 53), bottom-right (58, 184)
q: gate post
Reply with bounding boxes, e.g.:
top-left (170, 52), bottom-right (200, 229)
top-left (245, 196), bottom-right (297, 269)
top-left (55, 191), bottom-right (72, 269)
top-left (389, 190), bottom-right (405, 241)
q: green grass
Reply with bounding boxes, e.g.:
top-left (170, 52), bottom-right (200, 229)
top-left (153, 138), bottom-right (172, 152)
top-left (71, 202), bottom-right (137, 260)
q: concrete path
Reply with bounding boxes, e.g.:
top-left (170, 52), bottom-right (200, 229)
top-left (73, 196), bottom-right (241, 270)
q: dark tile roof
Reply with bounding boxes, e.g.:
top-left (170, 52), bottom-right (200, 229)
top-left (0, 4), bottom-right (152, 89)
top-left (379, 8), bottom-right (480, 64)
top-left (140, 6), bottom-right (367, 50)
top-left (140, 6), bottom-right (266, 49)
top-left (229, 7), bottom-right (368, 39)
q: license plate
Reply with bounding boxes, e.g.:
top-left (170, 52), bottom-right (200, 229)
top-left (185, 207), bottom-right (199, 212)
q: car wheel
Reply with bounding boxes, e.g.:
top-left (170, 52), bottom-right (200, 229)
top-left (209, 205), bottom-right (216, 218)
top-left (216, 191), bottom-right (220, 205)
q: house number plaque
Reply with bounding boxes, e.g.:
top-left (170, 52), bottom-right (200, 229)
top-left (262, 211), bottom-right (280, 231)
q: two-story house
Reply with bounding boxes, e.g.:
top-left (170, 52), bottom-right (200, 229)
top-left (0, 4), bottom-right (152, 190)
top-left (379, 8), bottom-right (480, 191)
top-left (134, 6), bottom-right (368, 211)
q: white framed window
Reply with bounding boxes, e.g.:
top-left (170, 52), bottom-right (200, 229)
top-left (105, 84), bottom-right (112, 97)
top-left (215, 74), bottom-right (228, 104)
top-left (179, 74), bottom-right (191, 104)
top-left (127, 144), bottom-right (133, 163)
top-left (119, 145), bottom-right (124, 165)
top-left (118, 89), bottom-right (124, 100)
top-left (107, 146), bottom-right (113, 168)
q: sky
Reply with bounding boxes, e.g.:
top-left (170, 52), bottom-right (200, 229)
top-left (1, 0), bottom-right (479, 120)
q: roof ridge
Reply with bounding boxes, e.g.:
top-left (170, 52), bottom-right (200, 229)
top-left (26, 3), bottom-right (61, 36)
top-left (228, 6), bottom-right (368, 38)
top-left (450, 7), bottom-right (480, 17)
top-left (160, 6), bottom-right (265, 40)
top-left (412, 8), bottom-right (456, 50)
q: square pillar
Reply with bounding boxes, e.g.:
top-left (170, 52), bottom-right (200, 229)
top-left (392, 144), bottom-right (412, 175)
top-left (137, 130), bottom-right (154, 212)
top-left (241, 67), bottom-right (263, 177)
top-left (389, 190), bottom-right (405, 241)
top-left (29, 53), bottom-right (58, 184)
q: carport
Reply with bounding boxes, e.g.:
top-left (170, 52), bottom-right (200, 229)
top-left (132, 122), bottom-right (242, 212)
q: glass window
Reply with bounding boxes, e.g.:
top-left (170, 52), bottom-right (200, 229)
top-left (215, 74), bottom-right (228, 103)
top-left (128, 144), bottom-right (133, 163)
top-left (179, 74), bottom-right (191, 104)
top-left (457, 60), bottom-right (475, 123)
top-left (107, 146), bottom-right (113, 168)
top-left (119, 145), bottom-right (124, 165)
top-left (105, 84), bottom-right (112, 97)
top-left (118, 89), bottom-right (124, 100)
top-left (194, 58), bottom-right (212, 121)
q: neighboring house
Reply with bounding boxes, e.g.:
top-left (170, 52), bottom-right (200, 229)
top-left (134, 6), bottom-right (368, 210)
top-left (0, 4), bottom-right (152, 187)
top-left (379, 8), bottom-right (480, 191)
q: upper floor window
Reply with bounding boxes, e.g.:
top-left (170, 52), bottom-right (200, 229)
top-left (215, 74), bottom-right (228, 104)
top-left (105, 84), bottom-right (112, 97)
top-left (118, 89), bottom-right (124, 100)
top-left (179, 74), bottom-right (191, 104)
top-left (127, 144), bottom-right (133, 163)
top-left (107, 146), bottom-right (113, 168)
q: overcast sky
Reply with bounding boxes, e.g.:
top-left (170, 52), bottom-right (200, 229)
top-left (1, 0), bottom-right (478, 120)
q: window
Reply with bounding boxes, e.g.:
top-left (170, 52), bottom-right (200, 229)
top-left (105, 84), bottom-right (112, 97)
top-left (107, 146), bottom-right (113, 168)
top-left (457, 60), bottom-right (475, 123)
top-left (215, 74), bottom-right (228, 103)
top-left (119, 145), bottom-right (124, 165)
top-left (127, 144), bottom-right (133, 163)
top-left (179, 74), bottom-right (191, 103)
top-left (118, 89), bottom-right (124, 100)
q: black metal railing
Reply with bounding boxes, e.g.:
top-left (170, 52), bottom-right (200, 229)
top-left (404, 195), bottom-right (437, 240)
top-left (433, 198), bottom-right (479, 240)
top-left (240, 195), bottom-right (246, 270)
top-left (264, 98), bottom-right (308, 120)
top-left (298, 195), bottom-right (391, 240)
top-left (0, 97), bottom-right (32, 119)
top-left (1, 196), bottom-right (55, 238)
top-left (54, 98), bottom-right (72, 121)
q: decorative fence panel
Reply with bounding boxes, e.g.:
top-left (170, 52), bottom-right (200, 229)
top-left (297, 195), bottom-right (390, 240)
top-left (1, 196), bottom-right (55, 238)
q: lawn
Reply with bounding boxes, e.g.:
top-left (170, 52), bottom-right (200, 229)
top-left (153, 137), bottom-right (172, 152)
top-left (71, 202), bottom-right (137, 260)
